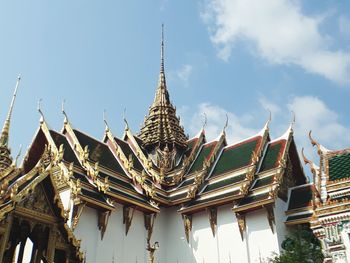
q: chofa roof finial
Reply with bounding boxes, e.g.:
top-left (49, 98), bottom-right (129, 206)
top-left (62, 99), bottom-right (69, 124)
top-left (37, 99), bottom-right (46, 123)
top-left (202, 113), bottom-right (207, 130)
top-left (103, 109), bottom-right (110, 132)
top-left (123, 107), bottom-right (129, 130)
top-left (223, 113), bottom-right (229, 132)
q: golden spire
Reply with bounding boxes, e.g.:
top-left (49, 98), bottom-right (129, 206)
top-left (152, 24), bottom-right (170, 107)
top-left (0, 76), bottom-right (21, 147)
top-left (139, 25), bottom-right (187, 152)
top-left (160, 23), bottom-right (165, 74)
top-left (0, 76), bottom-right (21, 171)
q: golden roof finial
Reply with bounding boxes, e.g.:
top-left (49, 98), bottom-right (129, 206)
top-left (160, 23), bottom-right (165, 74)
top-left (103, 109), bottom-right (110, 132)
top-left (123, 107), bottom-right (129, 131)
top-left (202, 113), bottom-right (207, 130)
top-left (0, 75), bottom-right (21, 147)
top-left (37, 99), bottom-right (46, 124)
top-left (14, 144), bottom-right (22, 166)
top-left (62, 99), bottom-right (69, 124)
top-left (223, 113), bottom-right (229, 133)
top-left (265, 109), bottom-right (272, 128)
top-left (290, 110), bottom-right (296, 130)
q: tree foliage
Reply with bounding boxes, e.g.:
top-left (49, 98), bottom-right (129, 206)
top-left (268, 227), bottom-right (323, 263)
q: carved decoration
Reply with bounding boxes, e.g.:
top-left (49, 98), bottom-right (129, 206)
top-left (182, 214), bottom-right (192, 243)
top-left (245, 166), bottom-right (255, 182)
top-left (239, 183), bottom-right (250, 196)
top-left (207, 207), bottom-right (217, 237)
top-left (157, 145), bottom-right (176, 172)
top-left (144, 213), bottom-right (157, 242)
top-left (278, 157), bottom-right (295, 201)
top-left (144, 212), bottom-right (158, 262)
top-left (187, 185), bottom-right (198, 199)
top-left (187, 170), bottom-right (207, 199)
top-left (72, 202), bottom-right (86, 230)
top-left (20, 185), bottom-right (52, 215)
top-left (236, 213), bottom-right (246, 240)
top-left (265, 205), bottom-right (275, 233)
top-left (146, 241), bottom-right (159, 263)
top-left (123, 206), bottom-right (135, 236)
top-left (98, 210), bottom-right (111, 240)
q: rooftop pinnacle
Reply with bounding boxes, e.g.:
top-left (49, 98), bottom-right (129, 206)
top-left (139, 26), bottom-right (187, 151)
top-left (0, 76), bottom-right (21, 171)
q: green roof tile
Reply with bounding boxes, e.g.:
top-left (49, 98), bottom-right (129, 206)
top-left (189, 190), bottom-right (240, 206)
top-left (188, 142), bottom-right (216, 174)
top-left (99, 172), bottom-right (134, 190)
top-left (259, 142), bottom-right (284, 172)
top-left (204, 173), bottom-right (246, 193)
top-left (180, 178), bottom-right (195, 187)
top-left (211, 138), bottom-right (259, 177)
top-left (115, 137), bottom-right (143, 171)
top-left (50, 130), bottom-right (80, 165)
top-left (238, 192), bottom-right (269, 206)
top-left (73, 129), bottom-right (126, 175)
top-left (81, 188), bottom-right (107, 203)
top-left (329, 152), bottom-right (350, 181)
top-left (252, 176), bottom-right (274, 189)
top-left (286, 213), bottom-right (312, 222)
top-left (288, 185), bottom-right (313, 210)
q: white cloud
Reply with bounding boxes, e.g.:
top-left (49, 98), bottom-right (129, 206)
top-left (187, 103), bottom-right (258, 143)
top-left (201, 0), bottom-right (350, 85)
top-left (177, 64), bottom-right (193, 86)
top-left (182, 96), bottom-right (349, 155)
top-left (259, 96), bottom-right (281, 118)
top-left (287, 96), bottom-right (350, 150)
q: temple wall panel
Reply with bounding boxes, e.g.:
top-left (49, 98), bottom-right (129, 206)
top-left (274, 197), bottom-right (289, 249)
top-left (246, 208), bottom-right (280, 262)
top-left (217, 205), bottom-right (248, 263)
top-left (154, 207), bottom-right (194, 263)
top-left (192, 210), bottom-right (219, 263)
top-left (74, 206), bottom-right (99, 263)
top-left (75, 204), bottom-right (287, 263)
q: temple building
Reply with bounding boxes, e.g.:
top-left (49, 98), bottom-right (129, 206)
top-left (286, 132), bottom-right (350, 263)
top-left (0, 29), bottom-right (335, 263)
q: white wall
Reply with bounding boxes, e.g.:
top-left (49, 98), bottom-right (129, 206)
top-left (217, 205), bottom-right (248, 263)
top-left (74, 203), bottom-right (286, 263)
top-left (192, 210), bottom-right (219, 263)
top-left (75, 206), bottom-right (98, 262)
top-left (246, 209), bottom-right (279, 263)
top-left (274, 197), bottom-right (289, 249)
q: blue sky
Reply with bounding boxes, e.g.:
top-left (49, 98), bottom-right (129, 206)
top-left (0, 0), bottom-right (349, 167)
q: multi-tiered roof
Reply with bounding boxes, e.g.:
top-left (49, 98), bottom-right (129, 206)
top-left (0, 78), bottom-right (83, 262)
top-left (139, 26), bottom-right (187, 153)
top-left (0, 30), bottom-right (308, 242)
top-left (285, 133), bottom-right (350, 262)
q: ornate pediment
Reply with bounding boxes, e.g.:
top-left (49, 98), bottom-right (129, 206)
top-left (19, 184), bottom-right (54, 216)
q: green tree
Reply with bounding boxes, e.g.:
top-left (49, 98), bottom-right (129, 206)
top-left (269, 227), bottom-right (323, 263)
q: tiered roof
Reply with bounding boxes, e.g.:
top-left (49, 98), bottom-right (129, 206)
top-left (0, 78), bottom-right (83, 262)
top-left (139, 26), bottom-right (187, 151)
top-left (0, 30), bottom-right (309, 244)
top-left (284, 133), bottom-right (350, 261)
top-left (286, 132), bottom-right (350, 226)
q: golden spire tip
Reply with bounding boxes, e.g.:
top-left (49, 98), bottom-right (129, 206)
top-left (0, 76), bottom-right (22, 146)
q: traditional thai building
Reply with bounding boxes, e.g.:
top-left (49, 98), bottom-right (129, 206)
top-left (0, 77), bottom-right (83, 263)
top-left (286, 132), bottom-right (350, 263)
top-left (0, 29), bottom-right (310, 263)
